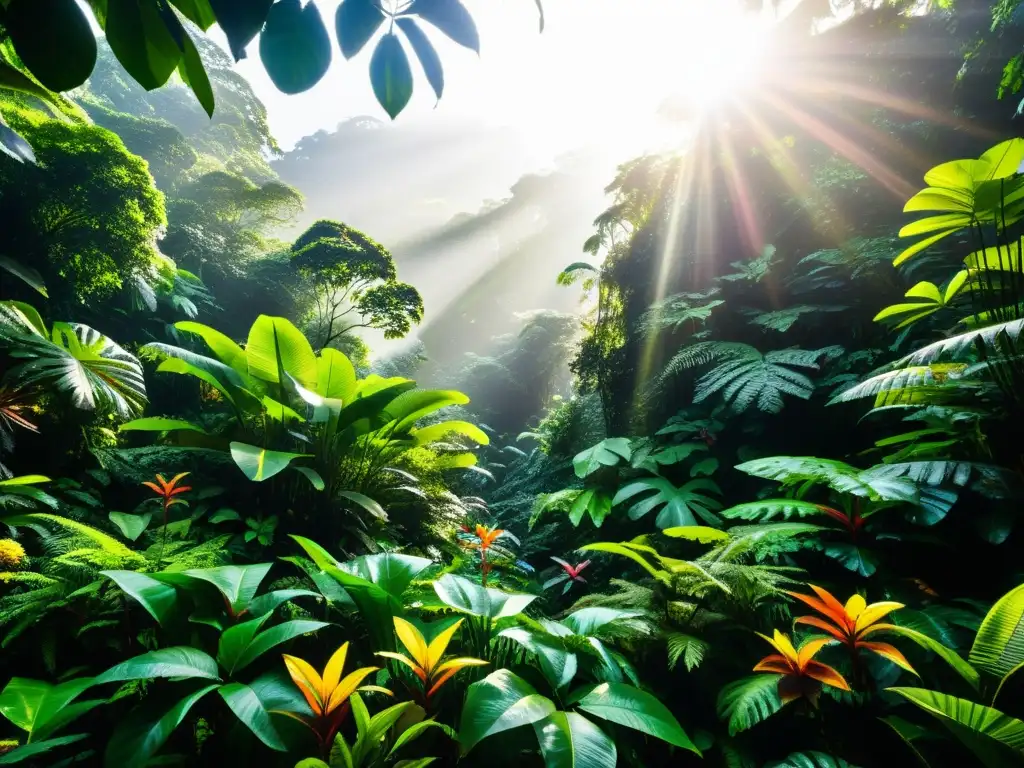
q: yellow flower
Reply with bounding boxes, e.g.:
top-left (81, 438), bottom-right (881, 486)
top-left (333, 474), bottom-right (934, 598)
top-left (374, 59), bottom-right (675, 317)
top-left (0, 539), bottom-right (25, 569)
top-left (376, 617), bottom-right (488, 703)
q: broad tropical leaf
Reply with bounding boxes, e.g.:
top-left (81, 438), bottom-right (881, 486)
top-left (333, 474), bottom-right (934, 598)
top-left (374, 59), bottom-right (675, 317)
top-left (889, 687), bottom-right (1024, 766)
top-left (569, 682), bottom-right (698, 753)
top-left (534, 711), bottom-right (616, 768)
top-left (970, 584), bottom-right (1024, 679)
top-left (433, 573), bottom-right (536, 619)
top-left (229, 443), bottom-right (312, 482)
top-left (459, 670), bottom-right (556, 754)
top-left (612, 477), bottom-right (722, 528)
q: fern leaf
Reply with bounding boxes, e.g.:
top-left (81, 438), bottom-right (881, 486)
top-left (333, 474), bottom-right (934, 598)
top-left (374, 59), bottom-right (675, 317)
top-left (667, 632), bottom-right (709, 671)
top-left (718, 674), bottom-right (785, 735)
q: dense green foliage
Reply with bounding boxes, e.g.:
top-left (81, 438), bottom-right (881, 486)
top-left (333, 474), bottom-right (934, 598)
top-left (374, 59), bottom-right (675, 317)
top-left (3, 2), bottom-right (1024, 767)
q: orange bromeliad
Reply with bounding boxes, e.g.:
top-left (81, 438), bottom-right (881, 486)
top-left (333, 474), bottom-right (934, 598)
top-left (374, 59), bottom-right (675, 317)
top-left (754, 629), bottom-right (850, 704)
top-left (788, 585), bottom-right (916, 676)
top-left (376, 617), bottom-right (487, 706)
top-left (280, 643), bottom-right (387, 754)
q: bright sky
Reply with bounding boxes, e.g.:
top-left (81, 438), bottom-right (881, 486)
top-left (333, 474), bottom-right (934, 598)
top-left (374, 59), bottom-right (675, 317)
top-left (214, 0), bottom-right (766, 160)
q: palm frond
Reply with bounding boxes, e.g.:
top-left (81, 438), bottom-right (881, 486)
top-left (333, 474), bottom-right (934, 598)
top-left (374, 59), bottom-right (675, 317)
top-left (4, 323), bottom-right (147, 418)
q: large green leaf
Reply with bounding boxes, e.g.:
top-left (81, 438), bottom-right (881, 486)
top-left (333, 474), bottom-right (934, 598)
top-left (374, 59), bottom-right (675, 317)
top-left (336, 0), bottom-right (387, 58)
top-left (172, 321), bottom-right (248, 373)
top-left (612, 477), bottom-right (722, 529)
top-left (209, 0), bottom-right (274, 59)
top-left (534, 711), bottom-right (616, 768)
top-left (573, 438), bottom-right (632, 479)
top-left (459, 670), bottom-right (556, 754)
top-left (247, 588), bottom-right (319, 617)
top-left (433, 573), bottom-right (537, 619)
top-left (889, 687), bottom-right (1024, 766)
top-left (717, 674), bottom-right (784, 736)
top-left (561, 608), bottom-right (644, 637)
top-left (177, 27), bottom-right (215, 116)
top-left (259, 0), bottom-right (332, 94)
top-left (95, 647), bottom-right (221, 685)
top-left (104, 0), bottom-right (184, 90)
top-left (0, 733), bottom-right (88, 764)
top-left (315, 348), bottom-right (358, 399)
top-left (718, 499), bottom-right (832, 522)
top-left (218, 682), bottom-right (287, 751)
top-left (245, 315), bottom-right (318, 390)
top-left (881, 626), bottom-right (979, 690)
top-left (735, 456), bottom-right (918, 502)
top-left (0, 257), bottom-right (47, 298)
top-left (970, 584), bottom-right (1024, 679)
top-left (385, 389), bottom-right (470, 433)
top-left (338, 490), bottom-right (388, 521)
top-left (231, 619), bottom-right (330, 674)
top-left (2, 0), bottom-right (96, 91)
top-left (370, 31), bottom-right (413, 120)
top-left (100, 570), bottom-right (179, 625)
top-left (104, 684), bottom-right (219, 768)
top-left (180, 564), bottom-right (272, 615)
top-left (569, 682), bottom-right (698, 753)
top-left (339, 551), bottom-right (434, 597)
top-left (230, 442), bottom-right (312, 482)
top-left (499, 627), bottom-right (577, 689)
top-left (0, 677), bottom-right (97, 740)
top-left (291, 536), bottom-right (429, 650)
top-left (406, 0), bottom-right (480, 52)
top-left (118, 417), bottom-right (207, 434)
top-left (396, 17), bottom-right (444, 100)
top-left (412, 420), bottom-right (488, 447)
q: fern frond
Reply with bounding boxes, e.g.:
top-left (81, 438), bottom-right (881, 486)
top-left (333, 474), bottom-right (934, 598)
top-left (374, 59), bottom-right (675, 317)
top-left (828, 364), bottom-right (974, 406)
top-left (4, 513), bottom-right (142, 563)
top-left (667, 631), bottom-right (709, 671)
top-left (718, 674), bottom-right (785, 735)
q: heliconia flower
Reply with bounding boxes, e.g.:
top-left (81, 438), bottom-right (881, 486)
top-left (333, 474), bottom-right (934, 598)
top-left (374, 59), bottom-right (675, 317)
top-left (551, 556), bottom-right (591, 582)
top-left (376, 617), bottom-right (488, 703)
top-left (788, 585), bottom-right (917, 675)
top-left (142, 472), bottom-right (192, 504)
top-left (279, 642), bottom-right (387, 750)
top-left (473, 524), bottom-right (504, 552)
top-left (754, 629), bottom-right (850, 704)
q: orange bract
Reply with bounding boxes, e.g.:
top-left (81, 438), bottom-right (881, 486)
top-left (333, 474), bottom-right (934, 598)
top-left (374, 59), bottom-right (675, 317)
top-left (788, 584), bottom-right (917, 675)
top-left (754, 629), bottom-right (850, 704)
top-left (282, 642), bottom-right (384, 717)
top-left (142, 472), bottom-right (192, 501)
top-left (376, 617), bottom-right (487, 702)
top-left (473, 524), bottom-right (504, 551)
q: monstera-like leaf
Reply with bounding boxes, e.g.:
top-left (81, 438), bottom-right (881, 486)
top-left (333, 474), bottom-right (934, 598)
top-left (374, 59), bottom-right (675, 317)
top-left (612, 477), bottom-right (722, 528)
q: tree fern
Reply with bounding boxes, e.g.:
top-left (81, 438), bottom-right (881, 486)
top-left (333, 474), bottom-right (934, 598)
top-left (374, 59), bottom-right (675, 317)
top-left (717, 674), bottom-right (785, 735)
top-left (642, 291), bottom-right (724, 333)
top-left (747, 305), bottom-right (843, 333)
top-left (660, 343), bottom-right (821, 414)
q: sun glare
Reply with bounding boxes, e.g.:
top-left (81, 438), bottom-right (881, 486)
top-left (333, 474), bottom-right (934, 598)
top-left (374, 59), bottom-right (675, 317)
top-left (666, 2), bottom-right (770, 112)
